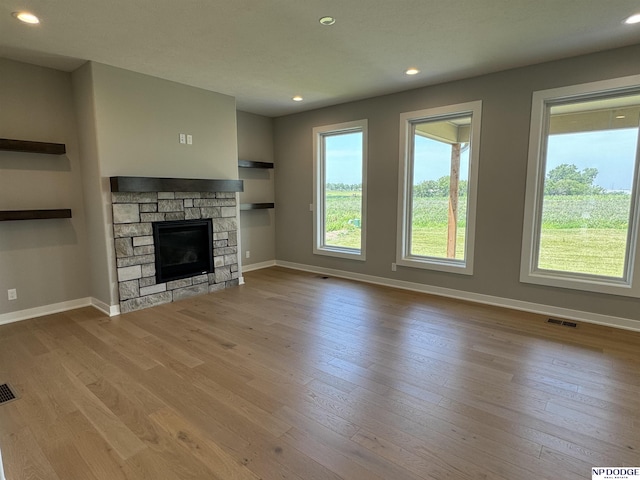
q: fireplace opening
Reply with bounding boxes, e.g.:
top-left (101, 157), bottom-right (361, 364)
top-left (152, 219), bottom-right (214, 283)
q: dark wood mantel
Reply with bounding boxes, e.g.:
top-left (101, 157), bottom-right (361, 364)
top-left (110, 176), bottom-right (243, 193)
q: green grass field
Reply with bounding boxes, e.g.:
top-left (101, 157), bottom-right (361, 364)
top-left (324, 191), bottom-right (362, 248)
top-left (325, 191), bottom-right (631, 277)
top-left (537, 194), bottom-right (631, 277)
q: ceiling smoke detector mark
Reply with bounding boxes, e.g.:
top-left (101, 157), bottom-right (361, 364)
top-left (319, 16), bottom-right (336, 26)
top-left (0, 383), bottom-right (18, 406)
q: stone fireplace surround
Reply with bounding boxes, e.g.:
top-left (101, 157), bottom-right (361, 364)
top-left (111, 190), bottom-right (240, 313)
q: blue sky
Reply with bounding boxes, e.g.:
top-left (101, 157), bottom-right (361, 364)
top-left (547, 129), bottom-right (638, 191)
top-left (325, 128), bottom-right (639, 190)
top-left (325, 132), bottom-right (363, 184)
top-left (324, 132), bottom-right (470, 185)
top-left (413, 136), bottom-right (469, 182)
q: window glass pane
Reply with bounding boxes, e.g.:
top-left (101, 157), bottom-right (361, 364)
top-left (409, 115), bottom-right (471, 260)
top-left (323, 131), bottom-right (363, 250)
top-left (537, 96), bottom-right (640, 278)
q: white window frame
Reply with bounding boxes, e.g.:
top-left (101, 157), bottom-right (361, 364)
top-left (520, 75), bottom-right (640, 297)
top-left (396, 101), bottom-right (482, 274)
top-left (313, 119), bottom-right (368, 260)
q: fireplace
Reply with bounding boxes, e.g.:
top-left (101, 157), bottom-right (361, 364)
top-left (153, 219), bottom-right (214, 283)
top-left (110, 187), bottom-right (240, 314)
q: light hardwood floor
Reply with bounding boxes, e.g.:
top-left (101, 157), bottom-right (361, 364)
top-left (0, 266), bottom-right (639, 480)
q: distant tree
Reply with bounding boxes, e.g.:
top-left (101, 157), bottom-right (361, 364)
top-left (413, 179), bottom-right (440, 197)
top-left (544, 164), bottom-right (604, 195)
top-left (413, 176), bottom-right (468, 197)
top-left (437, 176), bottom-right (450, 196)
top-left (326, 183), bottom-right (362, 192)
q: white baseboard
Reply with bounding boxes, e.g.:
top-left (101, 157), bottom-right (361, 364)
top-left (0, 296), bottom-right (122, 326)
top-left (0, 445), bottom-right (5, 480)
top-left (91, 298), bottom-right (120, 317)
top-left (242, 260), bottom-right (277, 273)
top-left (0, 297), bottom-right (93, 326)
top-left (275, 260), bottom-right (640, 332)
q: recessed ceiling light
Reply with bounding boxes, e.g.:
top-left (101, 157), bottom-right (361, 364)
top-left (319, 16), bottom-right (336, 26)
top-left (405, 68), bottom-right (420, 75)
top-left (12, 11), bottom-right (40, 24)
top-left (624, 13), bottom-right (640, 24)
top-left (616, 115), bottom-right (626, 119)
top-left (292, 95), bottom-right (303, 102)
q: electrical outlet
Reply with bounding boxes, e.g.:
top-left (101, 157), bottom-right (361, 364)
top-left (179, 133), bottom-right (186, 144)
top-left (186, 134), bottom-right (193, 145)
top-left (391, 263), bottom-right (397, 272)
top-left (245, 250), bottom-right (250, 259)
top-left (8, 289), bottom-right (17, 301)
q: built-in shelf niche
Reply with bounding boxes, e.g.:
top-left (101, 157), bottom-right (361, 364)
top-left (1, 138), bottom-right (72, 219)
top-left (240, 203), bottom-right (275, 210)
top-left (238, 160), bottom-right (274, 169)
top-left (0, 209), bottom-right (72, 221)
top-left (0, 138), bottom-right (66, 155)
top-left (238, 160), bottom-right (274, 212)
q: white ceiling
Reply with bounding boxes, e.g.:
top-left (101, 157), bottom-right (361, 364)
top-left (1, 0), bottom-right (640, 117)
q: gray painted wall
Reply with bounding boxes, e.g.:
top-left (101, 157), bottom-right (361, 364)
top-left (2, 60), bottom-right (241, 313)
top-left (0, 58), bottom-right (90, 315)
top-left (273, 44), bottom-right (640, 323)
top-left (90, 63), bottom-right (238, 179)
top-left (72, 62), bottom-right (113, 307)
top-left (237, 111), bottom-right (276, 267)
top-left (72, 62), bottom-right (240, 307)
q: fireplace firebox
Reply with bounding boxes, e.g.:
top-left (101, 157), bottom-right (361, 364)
top-left (152, 219), bottom-right (214, 283)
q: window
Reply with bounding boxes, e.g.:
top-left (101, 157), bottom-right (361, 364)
top-left (397, 101), bottom-right (482, 274)
top-left (521, 76), bottom-right (640, 296)
top-left (313, 120), bottom-right (367, 259)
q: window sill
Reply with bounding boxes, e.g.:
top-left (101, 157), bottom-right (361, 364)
top-left (314, 246), bottom-right (366, 261)
top-left (520, 269), bottom-right (636, 297)
top-left (396, 256), bottom-right (472, 275)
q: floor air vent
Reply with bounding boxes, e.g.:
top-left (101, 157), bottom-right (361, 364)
top-left (547, 318), bottom-right (578, 328)
top-left (0, 383), bottom-right (17, 405)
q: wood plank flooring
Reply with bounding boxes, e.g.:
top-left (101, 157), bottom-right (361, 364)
top-left (1, 266), bottom-right (639, 479)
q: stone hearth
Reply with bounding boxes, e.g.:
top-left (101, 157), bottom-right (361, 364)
top-left (111, 191), bottom-right (239, 313)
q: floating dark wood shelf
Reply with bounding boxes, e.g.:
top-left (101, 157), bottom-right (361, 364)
top-left (0, 138), bottom-right (66, 155)
top-left (0, 209), bottom-right (72, 221)
top-left (110, 176), bottom-right (243, 193)
top-left (238, 160), bottom-right (274, 169)
top-left (240, 203), bottom-right (275, 211)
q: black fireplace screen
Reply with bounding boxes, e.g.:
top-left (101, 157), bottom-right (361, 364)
top-left (152, 219), bottom-right (214, 283)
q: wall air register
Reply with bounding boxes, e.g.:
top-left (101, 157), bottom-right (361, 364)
top-left (547, 318), bottom-right (578, 328)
